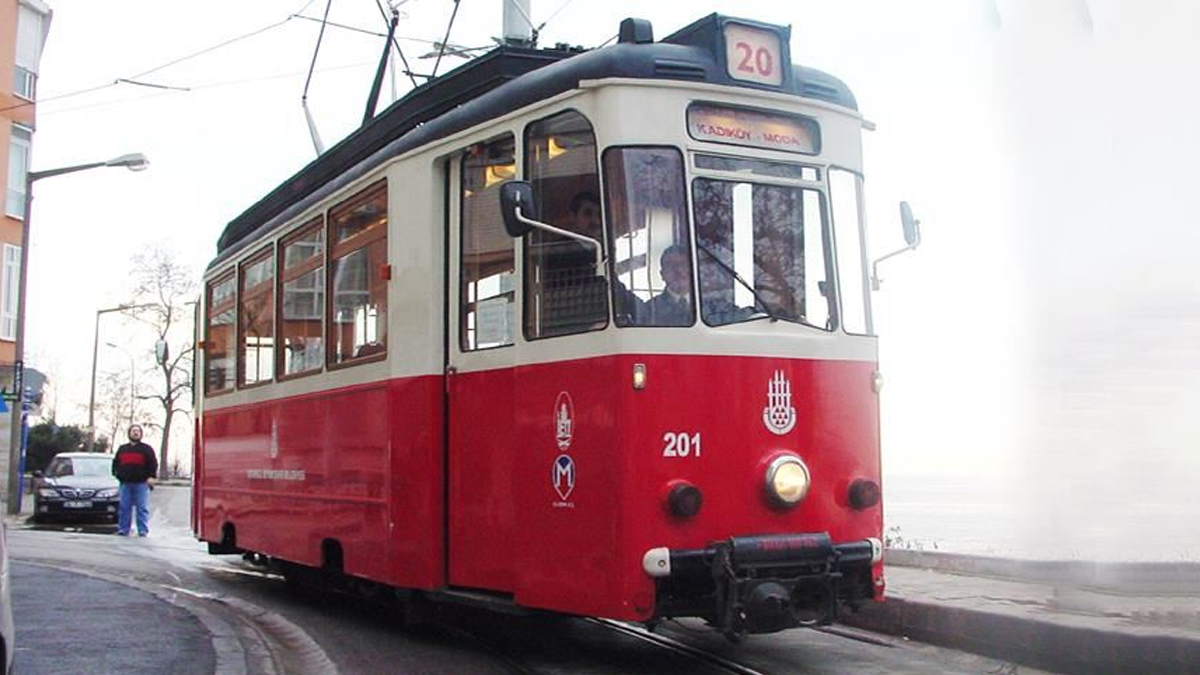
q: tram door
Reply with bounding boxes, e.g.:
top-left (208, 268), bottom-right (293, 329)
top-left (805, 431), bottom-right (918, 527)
top-left (445, 136), bottom-right (520, 592)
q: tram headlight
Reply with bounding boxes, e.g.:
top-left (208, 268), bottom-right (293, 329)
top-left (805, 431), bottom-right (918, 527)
top-left (765, 454), bottom-right (810, 507)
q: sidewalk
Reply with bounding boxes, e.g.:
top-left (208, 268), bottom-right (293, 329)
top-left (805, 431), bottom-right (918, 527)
top-left (842, 550), bottom-right (1200, 675)
top-left (11, 561), bottom-right (215, 675)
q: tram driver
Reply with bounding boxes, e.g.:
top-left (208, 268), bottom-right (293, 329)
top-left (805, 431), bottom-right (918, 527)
top-left (641, 245), bottom-right (693, 326)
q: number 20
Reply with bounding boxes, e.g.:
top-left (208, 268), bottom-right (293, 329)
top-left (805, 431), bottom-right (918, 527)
top-left (662, 432), bottom-right (702, 458)
top-left (735, 42), bottom-right (774, 77)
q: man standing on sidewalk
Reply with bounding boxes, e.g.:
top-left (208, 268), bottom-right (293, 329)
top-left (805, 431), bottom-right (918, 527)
top-left (111, 425), bottom-right (158, 537)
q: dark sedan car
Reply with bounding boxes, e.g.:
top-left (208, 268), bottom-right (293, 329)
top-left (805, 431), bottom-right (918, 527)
top-left (33, 453), bottom-right (120, 524)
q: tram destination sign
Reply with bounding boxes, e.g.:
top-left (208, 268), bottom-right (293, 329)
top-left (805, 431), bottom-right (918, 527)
top-left (687, 104), bottom-right (820, 155)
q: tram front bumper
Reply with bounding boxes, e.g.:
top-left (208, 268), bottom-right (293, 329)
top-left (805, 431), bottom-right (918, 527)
top-left (642, 533), bottom-right (882, 635)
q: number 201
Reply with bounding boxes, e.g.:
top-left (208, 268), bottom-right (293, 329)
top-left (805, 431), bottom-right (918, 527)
top-left (662, 432), bottom-right (702, 458)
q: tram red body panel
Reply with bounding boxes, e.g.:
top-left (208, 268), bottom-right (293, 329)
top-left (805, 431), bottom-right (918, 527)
top-left (501, 353), bottom-right (881, 620)
top-left (198, 353), bottom-right (880, 621)
top-left (448, 367), bottom-right (517, 591)
top-left (197, 376), bottom-right (445, 590)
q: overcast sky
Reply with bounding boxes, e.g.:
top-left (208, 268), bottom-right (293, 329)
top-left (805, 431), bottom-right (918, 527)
top-left (22, 1), bottom-right (1200, 558)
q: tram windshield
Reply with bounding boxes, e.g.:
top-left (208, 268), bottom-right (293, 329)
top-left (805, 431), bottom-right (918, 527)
top-left (604, 148), bottom-right (833, 330)
top-left (692, 179), bottom-right (831, 329)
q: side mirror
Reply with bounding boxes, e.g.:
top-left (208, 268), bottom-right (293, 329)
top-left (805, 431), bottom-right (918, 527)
top-left (32, 470), bottom-right (43, 478)
top-left (900, 201), bottom-right (922, 247)
top-left (500, 181), bottom-right (538, 238)
top-left (871, 201), bottom-right (923, 291)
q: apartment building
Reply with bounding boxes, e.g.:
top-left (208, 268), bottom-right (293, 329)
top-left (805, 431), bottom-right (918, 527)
top-left (0, 0), bottom-right (50, 509)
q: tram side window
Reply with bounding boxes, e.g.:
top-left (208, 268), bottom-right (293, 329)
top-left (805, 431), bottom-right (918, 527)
top-left (239, 247), bottom-right (276, 386)
top-left (279, 218), bottom-right (325, 376)
top-left (204, 273), bottom-right (236, 394)
top-left (523, 110), bottom-right (608, 339)
top-left (461, 136), bottom-right (516, 351)
top-left (603, 147), bottom-right (694, 327)
top-left (328, 180), bottom-right (387, 365)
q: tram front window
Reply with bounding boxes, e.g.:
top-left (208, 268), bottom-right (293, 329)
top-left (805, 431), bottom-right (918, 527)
top-left (604, 147), bottom-right (694, 327)
top-left (692, 178), bottom-right (832, 329)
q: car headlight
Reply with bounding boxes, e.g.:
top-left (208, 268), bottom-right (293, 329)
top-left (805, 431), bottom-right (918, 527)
top-left (37, 488), bottom-right (61, 498)
top-left (95, 488), bottom-right (119, 499)
top-left (765, 454), bottom-right (811, 507)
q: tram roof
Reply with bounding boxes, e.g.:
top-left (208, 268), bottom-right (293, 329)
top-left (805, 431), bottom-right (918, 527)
top-left (212, 14), bottom-right (858, 264)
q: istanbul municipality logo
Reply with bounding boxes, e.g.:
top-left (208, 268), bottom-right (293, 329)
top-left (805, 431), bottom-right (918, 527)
top-left (762, 370), bottom-right (796, 435)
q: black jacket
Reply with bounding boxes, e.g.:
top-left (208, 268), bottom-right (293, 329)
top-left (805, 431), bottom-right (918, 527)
top-left (112, 442), bottom-right (158, 483)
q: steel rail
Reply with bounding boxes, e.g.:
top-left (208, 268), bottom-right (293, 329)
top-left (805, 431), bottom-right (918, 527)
top-left (586, 618), bottom-right (770, 675)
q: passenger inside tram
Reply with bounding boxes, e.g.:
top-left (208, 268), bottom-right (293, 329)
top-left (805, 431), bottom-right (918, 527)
top-left (527, 187), bottom-right (610, 335)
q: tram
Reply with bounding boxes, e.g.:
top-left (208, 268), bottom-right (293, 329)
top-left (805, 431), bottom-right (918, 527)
top-left (194, 12), bottom-right (909, 638)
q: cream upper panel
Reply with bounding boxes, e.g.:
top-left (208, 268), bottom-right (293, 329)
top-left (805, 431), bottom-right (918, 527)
top-left (201, 78), bottom-right (874, 408)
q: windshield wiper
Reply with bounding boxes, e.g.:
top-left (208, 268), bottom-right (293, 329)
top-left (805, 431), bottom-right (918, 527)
top-left (695, 242), bottom-right (779, 322)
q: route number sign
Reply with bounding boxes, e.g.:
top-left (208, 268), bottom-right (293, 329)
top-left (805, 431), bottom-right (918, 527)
top-left (724, 23), bottom-right (783, 86)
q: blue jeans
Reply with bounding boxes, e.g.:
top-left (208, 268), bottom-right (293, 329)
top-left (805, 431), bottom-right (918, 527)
top-left (118, 482), bottom-right (150, 535)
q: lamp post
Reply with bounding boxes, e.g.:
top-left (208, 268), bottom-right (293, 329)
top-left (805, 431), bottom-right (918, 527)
top-left (86, 303), bottom-right (153, 452)
top-left (105, 341), bottom-right (137, 428)
top-left (5, 153), bottom-right (149, 515)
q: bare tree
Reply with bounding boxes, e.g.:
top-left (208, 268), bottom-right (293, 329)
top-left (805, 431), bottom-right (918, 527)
top-left (128, 244), bottom-right (197, 479)
top-left (97, 369), bottom-right (148, 452)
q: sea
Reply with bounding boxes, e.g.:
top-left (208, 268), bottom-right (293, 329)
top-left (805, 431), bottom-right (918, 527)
top-left (883, 472), bottom-right (1200, 562)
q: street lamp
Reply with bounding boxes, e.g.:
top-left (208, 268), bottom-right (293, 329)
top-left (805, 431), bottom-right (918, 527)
top-left (105, 341), bottom-right (137, 429)
top-left (5, 153), bottom-right (150, 515)
top-left (86, 303), bottom-right (154, 451)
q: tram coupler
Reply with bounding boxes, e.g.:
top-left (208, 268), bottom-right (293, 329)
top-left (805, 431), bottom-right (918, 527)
top-left (644, 532), bottom-right (881, 636)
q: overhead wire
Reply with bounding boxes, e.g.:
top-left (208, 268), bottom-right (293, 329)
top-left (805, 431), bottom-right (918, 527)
top-left (39, 60), bottom-right (377, 117)
top-left (0, 3), bottom-right (308, 114)
top-left (291, 12), bottom-right (482, 51)
top-left (127, 15), bottom-right (295, 82)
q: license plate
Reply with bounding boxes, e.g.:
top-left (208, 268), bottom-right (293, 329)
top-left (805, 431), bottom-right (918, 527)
top-left (63, 500), bottom-right (92, 508)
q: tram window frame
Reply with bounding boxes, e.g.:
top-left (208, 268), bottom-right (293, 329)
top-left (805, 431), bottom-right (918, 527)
top-left (460, 135), bottom-right (517, 352)
top-left (277, 216), bottom-right (327, 380)
top-left (237, 244), bottom-right (277, 388)
top-left (203, 271), bottom-right (237, 396)
top-left (326, 179), bottom-right (389, 369)
top-left (602, 145), bottom-right (696, 328)
top-left (828, 167), bottom-right (873, 336)
top-left (692, 153), bottom-right (821, 182)
top-left (522, 109), bottom-right (610, 341)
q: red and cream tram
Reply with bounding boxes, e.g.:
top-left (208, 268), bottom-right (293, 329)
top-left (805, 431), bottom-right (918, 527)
top-left (194, 13), bottom-right (895, 638)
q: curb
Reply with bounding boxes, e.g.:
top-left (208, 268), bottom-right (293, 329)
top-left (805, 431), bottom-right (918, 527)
top-left (885, 549), bottom-right (1200, 594)
top-left (16, 559), bottom-right (338, 675)
top-left (840, 593), bottom-right (1200, 675)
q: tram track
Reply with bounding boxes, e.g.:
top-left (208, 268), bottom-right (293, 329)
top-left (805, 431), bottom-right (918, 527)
top-left (586, 618), bottom-right (770, 675)
top-left (204, 558), bottom-right (911, 675)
